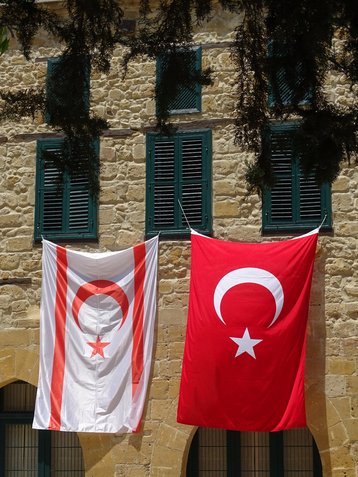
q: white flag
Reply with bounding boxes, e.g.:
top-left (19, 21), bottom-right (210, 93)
top-left (33, 236), bottom-right (158, 433)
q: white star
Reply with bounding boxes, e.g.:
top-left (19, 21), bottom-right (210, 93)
top-left (230, 328), bottom-right (263, 359)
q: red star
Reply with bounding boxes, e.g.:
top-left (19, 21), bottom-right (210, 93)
top-left (87, 336), bottom-right (110, 358)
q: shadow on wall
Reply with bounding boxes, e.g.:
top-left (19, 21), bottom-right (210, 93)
top-left (305, 246), bottom-right (330, 475)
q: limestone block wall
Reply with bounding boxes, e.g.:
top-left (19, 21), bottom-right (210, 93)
top-left (0, 1), bottom-right (357, 476)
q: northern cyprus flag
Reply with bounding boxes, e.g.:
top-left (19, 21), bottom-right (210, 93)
top-left (33, 236), bottom-right (158, 433)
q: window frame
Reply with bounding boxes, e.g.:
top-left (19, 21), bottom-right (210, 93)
top-left (262, 121), bottom-right (332, 233)
top-left (34, 137), bottom-right (99, 241)
top-left (156, 46), bottom-right (202, 115)
top-left (146, 129), bottom-right (212, 239)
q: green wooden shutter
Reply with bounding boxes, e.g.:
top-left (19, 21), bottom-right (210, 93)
top-left (152, 138), bottom-right (176, 230)
top-left (263, 122), bottom-right (332, 232)
top-left (42, 148), bottom-right (64, 234)
top-left (35, 139), bottom-right (98, 240)
top-left (269, 125), bottom-right (295, 223)
top-left (179, 133), bottom-right (210, 229)
top-left (46, 56), bottom-right (90, 124)
top-left (268, 43), bottom-right (312, 107)
top-left (146, 130), bottom-right (211, 237)
top-left (45, 58), bottom-right (58, 124)
top-left (156, 47), bottom-right (202, 114)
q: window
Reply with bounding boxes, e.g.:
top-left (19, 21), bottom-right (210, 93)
top-left (0, 381), bottom-right (84, 476)
top-left (46, 56), bottom-right (90, 124)
top-left (262, 122), bottom-right (331, 232)
top-left (146, 130), bottom-right (212, 237)
top-left (187, 427), bottom-right (323, 477)
top-left (156, 47), bottom-right (202, 114)
top-left (268, 42), bottom-right (312, 108)
top-left (34, 138), bottom-right (98, 241)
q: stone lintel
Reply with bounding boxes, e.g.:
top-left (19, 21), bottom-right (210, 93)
top-left (143, 117), bottom-right (234, 133)
top-left (0, 278), bottom-right (32, 286)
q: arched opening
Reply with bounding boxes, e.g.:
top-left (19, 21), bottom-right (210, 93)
top-left (186, 427), bottom-right (322, 476)
top-left (0, 381), bottom-right (84, 476)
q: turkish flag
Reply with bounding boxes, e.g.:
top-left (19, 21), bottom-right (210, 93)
top-left (177, 229), bottom-right (319, 432)
top-left (33, 236), bottom-right (158, 433)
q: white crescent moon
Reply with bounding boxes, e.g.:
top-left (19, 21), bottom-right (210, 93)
top-left (213, 267), bottom-right (284, 328)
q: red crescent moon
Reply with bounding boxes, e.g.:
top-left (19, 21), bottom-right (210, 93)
top-left (72, 280), bottom-right (129, 331)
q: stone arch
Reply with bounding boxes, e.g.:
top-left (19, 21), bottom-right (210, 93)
top-left (153, 394), bottom-right (332, 477)
top-left (0, 348), bottom-right (39, 389)
top-left (151, 399), bottom-right (196, 476)
top-left (0, 359), bottom-right (87, 476)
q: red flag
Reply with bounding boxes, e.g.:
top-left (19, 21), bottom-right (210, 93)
top-left (177, 229), bottom-right (319, 432)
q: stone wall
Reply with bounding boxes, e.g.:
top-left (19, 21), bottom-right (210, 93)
top-left (0, 1), bottom-right (357, 476)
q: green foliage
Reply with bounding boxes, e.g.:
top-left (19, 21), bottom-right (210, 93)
top-left (0, 88), bottom-right (45, 119)
top-left (0, 0), bottom-right (357, 194)
top-left (0, 27), bottom-right (9, 55)
top-left (0, 0), bottom-right (124, 192)
top-left (296, 108), bottom-right (358, 184)
top-left (230, 0), bottom-right (357, 193)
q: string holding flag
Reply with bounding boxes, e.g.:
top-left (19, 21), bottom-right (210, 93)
top-left (318, 214), bottom-right (327, 230)
top-left (178, 199), bottom-right (192, 230)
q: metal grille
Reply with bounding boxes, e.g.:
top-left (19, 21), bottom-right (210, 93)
top-left (283, 429), bottom-right (315, 475)
top-left (4, 424), bottom-right (39, 476)
top-left (1, 382), bottom-right (84, 477)
top-left (187, 428), bottom-right (322, 477)
top-left (51, 432), bottom-right (85, 476)
top-left (241, 432), bottom-right (270, 475)
top-left (198, 428), bottom-right (227, 476)
top-left (2, 382), bottom-right (37, 412)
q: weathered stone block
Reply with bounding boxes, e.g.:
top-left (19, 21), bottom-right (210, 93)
top-left (6, 236), bottom-right (32, 252)
top-left (0, 213), bottom-right (22, 227)
top-left (325, 375), bottom-right (346, 397)
top-left (328, 358), bottom-right (356, 375)
top-left (11, 300), bottom-right (29, 313)
top-left (149, 379), bottom-right (169, 399)
top-left (214, 200), bottom-right (238, 217)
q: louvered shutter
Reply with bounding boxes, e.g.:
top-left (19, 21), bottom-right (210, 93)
top-left (42, 148), bottom-right (64, 234)
top-left (299, 170), bottom-right (322, 222)
top-left (146, 131), bottom-right (211, 237)
top-left (263, 123), bottom-right (331, 232)
top-left (269, 127), bottom-right (294, 222)
top-left (45, 58), bottom-right (59, 124)
top-left (156, 48), bottom-right (202, 114)
top-left (153, 139), bottom-right (176, 229)
top-left (46, 56), bottom-right (90, 124)
top-left (268, 43), bottom-right (312, 107)
top-left (35, 139), bottom-right (98, 240)
top-left (67, 146), bottom-right (93, 232)
top-left (180, 137), bottom-right (207, 226)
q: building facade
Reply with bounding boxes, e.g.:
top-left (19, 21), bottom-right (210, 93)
top-left (0, 1), bottom-right (357, 476)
